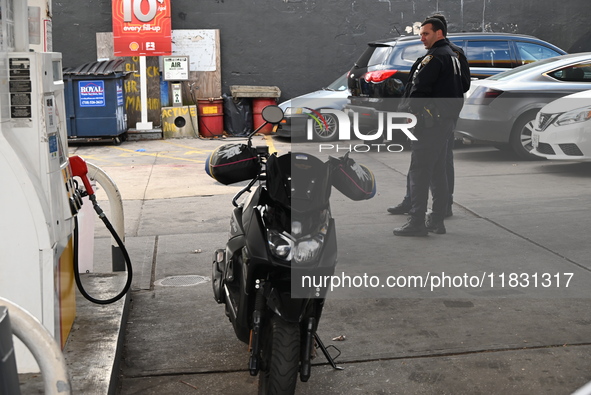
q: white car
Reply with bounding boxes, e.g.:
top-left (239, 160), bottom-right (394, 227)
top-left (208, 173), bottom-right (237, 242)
top-left (531, 89), bottom-right (591, 160)
top-left (275, 73), bottom-right (349, 141)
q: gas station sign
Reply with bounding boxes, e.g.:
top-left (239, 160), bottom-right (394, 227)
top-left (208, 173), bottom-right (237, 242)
top-left (112, 0), bottom-right (172, 57)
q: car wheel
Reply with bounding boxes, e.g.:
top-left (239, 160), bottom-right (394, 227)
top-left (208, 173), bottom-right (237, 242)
top-left (312, 112), bottom-right (338, 141)
top-left (509, 112), bottom-right (542, 160)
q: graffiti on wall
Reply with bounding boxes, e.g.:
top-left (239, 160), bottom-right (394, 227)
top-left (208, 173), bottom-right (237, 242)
top-left (161, 105), bottom-right (198, 138)
top-left (123, 56), bottom-right (162, 127)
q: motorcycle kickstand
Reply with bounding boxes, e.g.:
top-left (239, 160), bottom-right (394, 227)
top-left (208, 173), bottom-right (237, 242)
top-left (314, 333), bottom-right (344, 370)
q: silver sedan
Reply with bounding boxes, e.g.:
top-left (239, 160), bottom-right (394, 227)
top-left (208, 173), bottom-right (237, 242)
top-left (455, 53), bottom-right (591, 159)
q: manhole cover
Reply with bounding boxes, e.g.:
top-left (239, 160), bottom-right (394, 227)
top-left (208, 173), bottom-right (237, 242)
top-left (155, 275), bottom-right (210, 287)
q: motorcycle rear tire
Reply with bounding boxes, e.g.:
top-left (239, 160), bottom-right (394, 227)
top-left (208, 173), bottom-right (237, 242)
top-left (258, 315), bottom-right (300, 395)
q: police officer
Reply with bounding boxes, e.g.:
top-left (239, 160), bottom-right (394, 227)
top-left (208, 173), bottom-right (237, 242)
top-left (388, 14), bottom-right (470, 220)
top-left (393, 17), bottom-right (465, 237)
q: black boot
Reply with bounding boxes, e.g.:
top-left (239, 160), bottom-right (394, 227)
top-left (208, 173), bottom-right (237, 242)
top-left (393, 217), bottom-right (428, 237)
top-left (387, 201), bottom-right (411, 215)
top-left (425, 214), bottom-right (446, 234)
top-left (445, 205), bottom-right (453, 218)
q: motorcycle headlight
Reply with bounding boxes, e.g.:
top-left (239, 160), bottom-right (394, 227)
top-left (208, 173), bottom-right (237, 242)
top-left (292, 210), bottom-right (330, 265)
top-left (267, 210), bottom-right (331, 265)
top-left (268, 230), bottom-right (294, 260)
top-left (555, 106), bottom-right (591, 126)
top-left (293, 236), bottom-right (324, 265)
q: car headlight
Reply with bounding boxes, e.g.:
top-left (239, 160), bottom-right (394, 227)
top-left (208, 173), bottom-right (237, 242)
top-left (284, 107), bottom-right (308, 117)
top-left (555, 106), bottom-right (591, 126)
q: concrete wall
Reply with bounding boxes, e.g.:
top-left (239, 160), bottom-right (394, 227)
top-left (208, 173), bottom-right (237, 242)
top-left (52, 0), bottom-right (591, 101)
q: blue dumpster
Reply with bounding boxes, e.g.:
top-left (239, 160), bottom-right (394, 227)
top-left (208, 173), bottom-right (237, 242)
top-left (64, 60), bottom-right (129, 143)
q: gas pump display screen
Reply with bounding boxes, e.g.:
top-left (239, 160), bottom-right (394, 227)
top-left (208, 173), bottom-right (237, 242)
top-left (78, 80), bottom-right (106, 107)
top-left (53, 60), bottom-right (62, 82)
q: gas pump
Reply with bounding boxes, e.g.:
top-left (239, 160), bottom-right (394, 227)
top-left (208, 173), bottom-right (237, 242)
top-left (0, 51), bottom-right (80, 372)
top-left (0, 0), bottom-right (133, 374)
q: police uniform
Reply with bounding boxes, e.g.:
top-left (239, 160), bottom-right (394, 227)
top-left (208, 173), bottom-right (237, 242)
top-left (443, 39), bottom-right (470, 216)
top-left (389, 38), bottom-right (469, 218)
top-left (394, 38), bottom-right (465, 236)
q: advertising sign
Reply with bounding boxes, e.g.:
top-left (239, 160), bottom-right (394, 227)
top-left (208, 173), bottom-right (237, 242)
top-left (112, 0), bottom-right (172, 57)
top-left (79, 81), bottom-right (106, 107)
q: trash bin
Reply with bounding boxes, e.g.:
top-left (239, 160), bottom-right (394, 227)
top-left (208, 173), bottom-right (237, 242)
top-left (197, 98), bottom-right (224, 137)
top-left (252, 97), bottom-right (278, 134)
top-left (64, 60), bottom-right (129, 143)
top-left (0, 307), bottom-right (21, 395)
top-left (229, 86), bottom-right (281, 134)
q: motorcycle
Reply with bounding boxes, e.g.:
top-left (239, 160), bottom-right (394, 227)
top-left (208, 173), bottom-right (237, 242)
top-left (206, 105), bottom-right (375, 394)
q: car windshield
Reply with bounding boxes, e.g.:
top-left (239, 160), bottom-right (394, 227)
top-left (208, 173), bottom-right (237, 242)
top-left (325, 73), bottom-right (348, 91)
top-left (487, 56), bottom-right (562, 80)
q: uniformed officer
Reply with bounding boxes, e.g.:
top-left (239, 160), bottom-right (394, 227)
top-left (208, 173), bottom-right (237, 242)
top-left (393, 17), bottom-right (465, 237)
top-left (388, 14), bottom-right (470, 221)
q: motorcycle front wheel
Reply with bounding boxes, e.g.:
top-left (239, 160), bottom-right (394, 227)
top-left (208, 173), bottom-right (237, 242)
top-left (258, 315), bottom-right (300, 395)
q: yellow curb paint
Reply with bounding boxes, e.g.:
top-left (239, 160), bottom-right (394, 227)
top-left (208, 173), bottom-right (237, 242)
top-left (264, 135), bottom-right (277, 155)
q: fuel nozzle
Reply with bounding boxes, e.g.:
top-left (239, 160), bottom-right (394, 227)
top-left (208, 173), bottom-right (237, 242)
top-left (69, 155), bottom-right (95, 195)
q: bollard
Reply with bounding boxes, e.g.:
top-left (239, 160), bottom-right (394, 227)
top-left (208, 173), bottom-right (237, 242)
top-left (0, 307), bottom-right (22, 395)
top-left (86, 162), bottom-right (126, 272)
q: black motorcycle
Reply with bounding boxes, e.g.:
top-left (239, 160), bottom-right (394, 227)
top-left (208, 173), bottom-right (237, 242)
top-left (206, 106), bottom-right (375, 394)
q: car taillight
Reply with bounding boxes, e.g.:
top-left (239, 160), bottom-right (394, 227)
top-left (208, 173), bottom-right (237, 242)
top-left (364, 69), bottom-right (398, 83)
top-left (467, 86), bottom-right (504, 105)
top-left (482, 88), bottom-right (503, 99)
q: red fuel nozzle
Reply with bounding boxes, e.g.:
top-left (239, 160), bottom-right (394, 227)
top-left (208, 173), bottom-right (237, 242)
top-left (69, 155), bottom-right (94, 195)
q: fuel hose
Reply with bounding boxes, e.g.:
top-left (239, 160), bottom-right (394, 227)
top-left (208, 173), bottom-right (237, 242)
top-left (73, 194), bottom-right (133, 305)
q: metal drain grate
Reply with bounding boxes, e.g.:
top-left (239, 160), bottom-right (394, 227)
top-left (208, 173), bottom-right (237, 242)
top-left (155, 275), bottom-right (210, 287)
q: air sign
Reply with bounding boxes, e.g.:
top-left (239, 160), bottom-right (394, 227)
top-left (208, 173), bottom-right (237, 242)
top-left (112, 0), bottom-right (172, 56)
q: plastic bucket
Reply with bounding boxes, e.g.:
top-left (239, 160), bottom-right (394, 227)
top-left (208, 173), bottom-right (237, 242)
top-left (253, 98), bottom-right (277, 134)
top-left (197, 99), bottom-right (224, 137)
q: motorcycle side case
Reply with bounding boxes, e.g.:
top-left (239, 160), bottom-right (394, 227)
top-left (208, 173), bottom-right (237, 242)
top-left (221, 191), bottom-right (267, 344)
top-left (212, 205), bottom-right (245, 304)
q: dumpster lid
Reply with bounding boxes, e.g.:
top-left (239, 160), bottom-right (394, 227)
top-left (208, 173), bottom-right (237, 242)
top-left (63, 59), bottom-right (131, 76)
top-left (230, 85), bottom-right (281, 98)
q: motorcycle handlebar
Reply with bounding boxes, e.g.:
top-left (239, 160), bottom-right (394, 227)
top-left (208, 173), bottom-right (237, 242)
top-left (232, 175), bottom-right (261, 207)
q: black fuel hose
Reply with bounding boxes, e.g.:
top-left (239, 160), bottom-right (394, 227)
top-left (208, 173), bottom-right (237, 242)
top-left (73, 194), bottom-right (133, 304)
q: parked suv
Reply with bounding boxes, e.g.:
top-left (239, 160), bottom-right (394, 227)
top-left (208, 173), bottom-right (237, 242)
top-left (345, 33), bottom-right (567, 136)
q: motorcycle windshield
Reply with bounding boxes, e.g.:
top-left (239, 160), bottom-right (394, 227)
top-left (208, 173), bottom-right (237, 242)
top-left (266, 152), bottom-right (331, 214)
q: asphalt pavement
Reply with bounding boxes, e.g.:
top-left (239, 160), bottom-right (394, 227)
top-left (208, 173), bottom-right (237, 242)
top-left (20, 134), bottom-right (591, 394)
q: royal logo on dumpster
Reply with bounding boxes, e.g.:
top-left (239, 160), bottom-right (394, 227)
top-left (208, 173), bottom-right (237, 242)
top-left (79, 81), bottom-right (105, 107)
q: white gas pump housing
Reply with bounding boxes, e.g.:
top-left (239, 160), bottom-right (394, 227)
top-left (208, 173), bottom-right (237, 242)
top-left (0, 51), bottom-right (78, 372)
